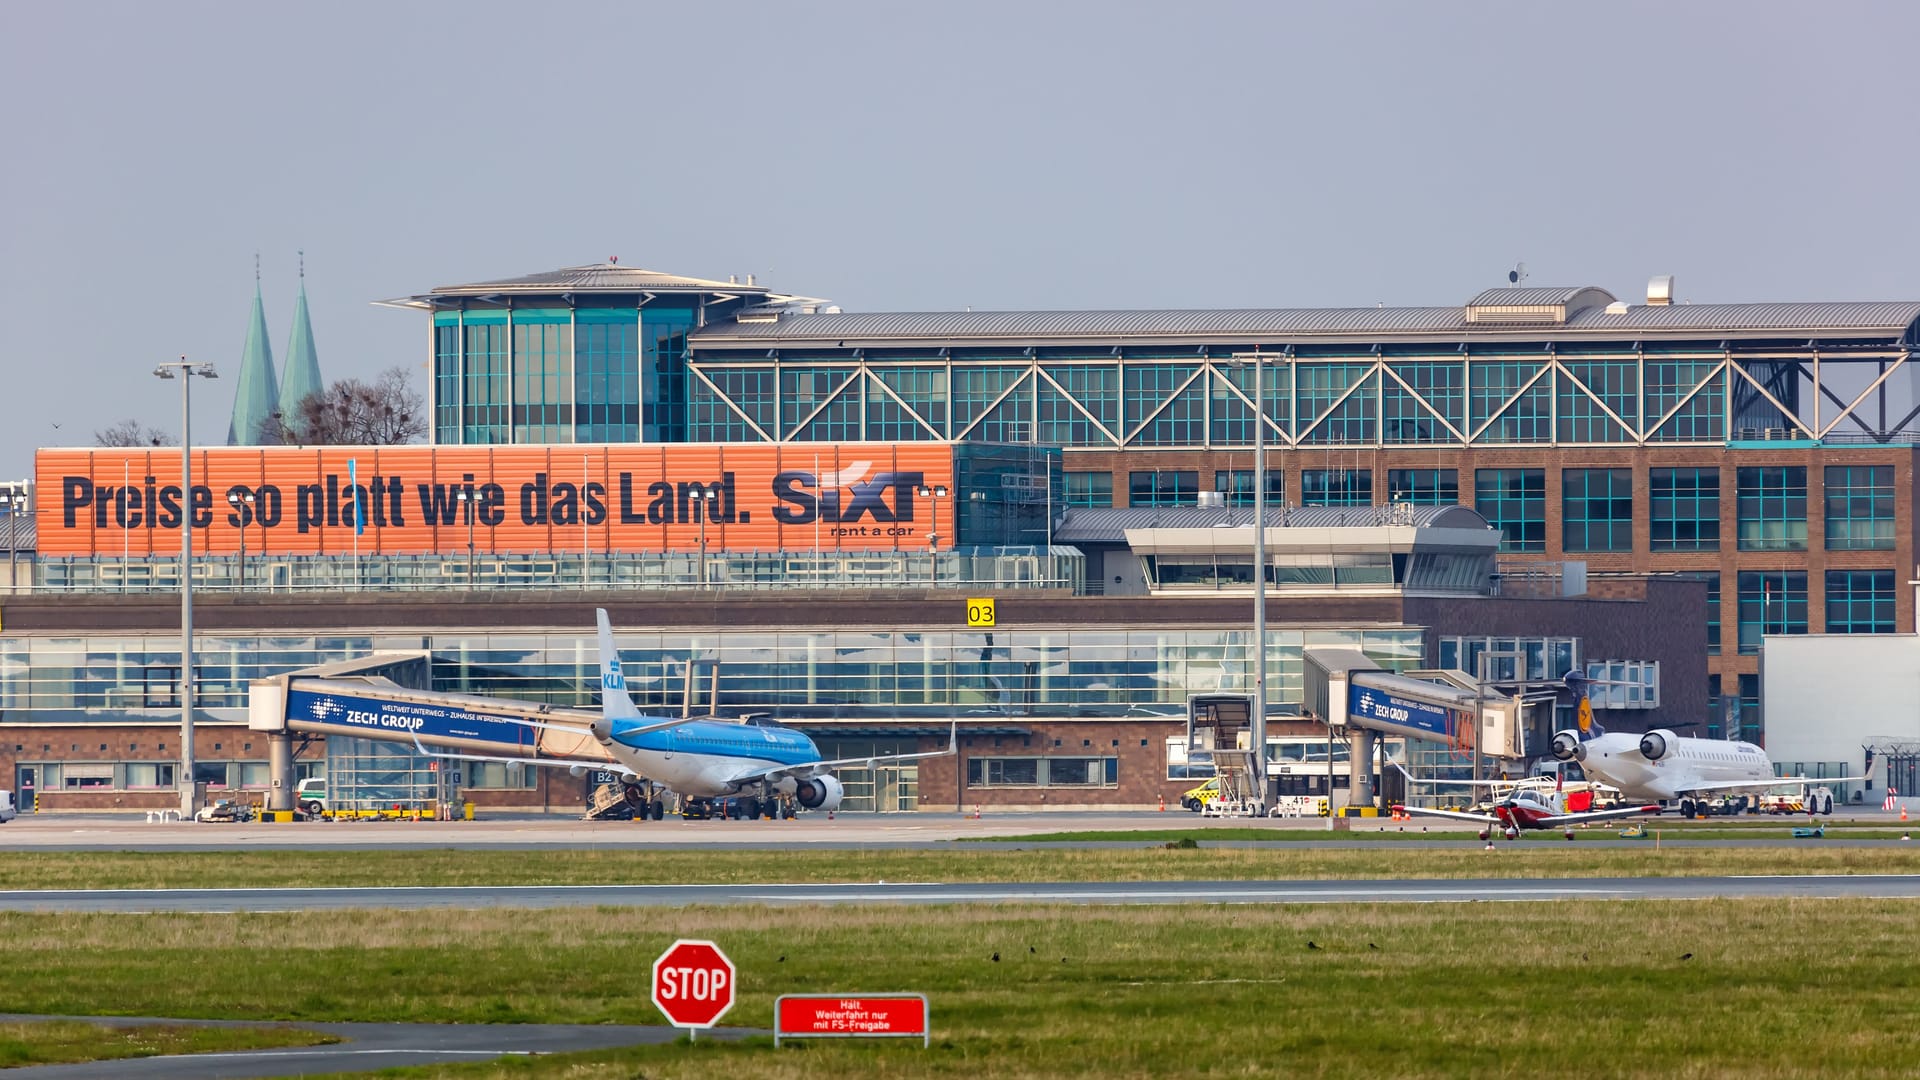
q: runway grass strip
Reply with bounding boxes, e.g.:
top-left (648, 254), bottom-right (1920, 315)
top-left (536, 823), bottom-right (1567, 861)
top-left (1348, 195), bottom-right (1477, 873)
top-left (2, 901), bottom-right (1918, 1078)
top-left (979, 822), bottom-right (1918, 842)
top-left (0, 1019), bottom-right (337, 1067)
top-left (3, 845), bottom-right (1920, 891)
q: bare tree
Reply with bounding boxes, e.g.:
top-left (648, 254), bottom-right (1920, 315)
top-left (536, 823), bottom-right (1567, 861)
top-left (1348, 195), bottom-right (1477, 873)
top-left (95, 419), bottom-right (175, 447)
top-left (264, 367), bottom-right (426, 446)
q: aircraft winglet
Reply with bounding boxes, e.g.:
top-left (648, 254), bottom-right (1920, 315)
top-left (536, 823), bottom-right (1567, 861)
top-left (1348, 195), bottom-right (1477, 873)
top-left (596, 608), bottom-right (641, 722)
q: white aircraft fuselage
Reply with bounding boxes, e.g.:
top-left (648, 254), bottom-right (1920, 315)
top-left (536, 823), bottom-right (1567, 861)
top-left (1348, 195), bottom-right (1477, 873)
top-left (1551, 728), bottom-right (1776, 801)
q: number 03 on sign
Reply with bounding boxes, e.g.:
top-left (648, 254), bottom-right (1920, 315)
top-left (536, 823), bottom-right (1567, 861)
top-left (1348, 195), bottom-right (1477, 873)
top-left (966, 598), bottom-right (996, 627)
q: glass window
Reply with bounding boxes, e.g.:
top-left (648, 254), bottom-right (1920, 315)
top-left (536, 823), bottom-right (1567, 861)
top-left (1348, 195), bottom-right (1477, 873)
top-left (1562, 468), bottom-right (1633, 552)
top-left (1737, 673), bottom-right (1761, 742)
top-left (1064, 471), bottom-right (1113, 508)
top-left (1473, 469), bottom-right (1545, 552)
top-left (1736, 571), bottom-right (1808, 653)
top-left (1825, 570), bottom-right (1896, 635)
top-left (1736, 467), bottom-right (1808, 551)
top-left (1129, 471), bottom-right (1199, 507)
top-left (1385, 469), bottom-right (1457, 505)
top-left (573, 314), bottom-right (640, 443)
top-left (1650, 468), bottom-right (1720, 551)
top-left (1213, 470), bottom-right (1284, 507)
top-left (1824, 466), bottom-right (1894, 551)
top-left (1301, 469), bottom-right (1371, 507)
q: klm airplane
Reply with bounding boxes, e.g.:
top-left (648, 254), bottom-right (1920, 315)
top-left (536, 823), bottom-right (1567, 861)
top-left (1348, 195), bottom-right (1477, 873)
top-left (419, 609), bottom-right (954, 819)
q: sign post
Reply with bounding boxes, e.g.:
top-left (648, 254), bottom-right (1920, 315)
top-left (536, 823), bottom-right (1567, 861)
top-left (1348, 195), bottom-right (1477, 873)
top-left (651, 939), bottom-right (736, 1041)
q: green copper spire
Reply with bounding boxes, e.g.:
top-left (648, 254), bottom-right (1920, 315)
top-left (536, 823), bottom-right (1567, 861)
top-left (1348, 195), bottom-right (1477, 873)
top-left (279, 251), bottom-right (324, 423)
top-left (227, 256), bottom-right (281, 445)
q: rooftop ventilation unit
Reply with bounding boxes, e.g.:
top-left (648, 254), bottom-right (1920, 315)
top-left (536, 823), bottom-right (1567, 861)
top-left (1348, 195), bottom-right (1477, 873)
top-left (1647, 275), bottom-right (1675, 306)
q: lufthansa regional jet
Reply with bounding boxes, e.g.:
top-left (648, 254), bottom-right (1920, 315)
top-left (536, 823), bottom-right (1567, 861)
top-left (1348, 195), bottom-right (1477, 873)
top-left (417, 609), bottom-right (955, 818)
top-left (1549, 726), bottom-right (1865, 817)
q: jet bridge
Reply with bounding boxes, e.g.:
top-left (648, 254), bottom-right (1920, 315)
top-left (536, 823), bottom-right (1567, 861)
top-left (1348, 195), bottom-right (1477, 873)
top-left (1303, 648), bottom-right (1525, 810)
top-left (248, 653), bottom-right (612, 812)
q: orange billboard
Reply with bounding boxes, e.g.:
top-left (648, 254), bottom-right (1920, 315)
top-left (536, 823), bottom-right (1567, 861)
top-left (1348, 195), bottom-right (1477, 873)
top-left (36, 444), bottom-right (957, 558)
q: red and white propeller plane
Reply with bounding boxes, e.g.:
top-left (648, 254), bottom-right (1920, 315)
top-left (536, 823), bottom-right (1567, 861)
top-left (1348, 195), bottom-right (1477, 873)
top-left (1392, 787), bottom-right (1660, 841)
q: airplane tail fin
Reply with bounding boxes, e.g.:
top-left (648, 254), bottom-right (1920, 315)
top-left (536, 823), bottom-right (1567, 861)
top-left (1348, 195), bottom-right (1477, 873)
top-left (596, 608), bottom-right (641, 723)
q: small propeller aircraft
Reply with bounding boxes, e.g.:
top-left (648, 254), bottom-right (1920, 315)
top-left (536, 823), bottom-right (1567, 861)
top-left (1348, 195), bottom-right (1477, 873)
top-left (1393, 788), bottom-right (1661, 841)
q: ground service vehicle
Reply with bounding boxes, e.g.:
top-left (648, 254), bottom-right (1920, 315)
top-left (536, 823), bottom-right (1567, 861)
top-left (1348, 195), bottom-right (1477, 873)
top-left (296, 777), bottom-right (327, 817)
top-left (0, 790), bottom-right (16, 822)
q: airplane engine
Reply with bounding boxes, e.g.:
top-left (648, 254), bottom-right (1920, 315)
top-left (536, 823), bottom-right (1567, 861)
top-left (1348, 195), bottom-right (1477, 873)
top-left (1549, 730), bottom-right (1587, 762)
top-left (568, 764), bottom-right (588, 778)
top-left (1638, 729), bottom-right (1677, 761)
top-left (795, 776), bottom-right (845, 811)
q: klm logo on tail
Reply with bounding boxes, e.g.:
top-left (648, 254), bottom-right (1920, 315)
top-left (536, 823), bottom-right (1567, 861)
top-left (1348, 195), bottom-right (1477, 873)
top-left (602, 667), bottom-right (626, 693)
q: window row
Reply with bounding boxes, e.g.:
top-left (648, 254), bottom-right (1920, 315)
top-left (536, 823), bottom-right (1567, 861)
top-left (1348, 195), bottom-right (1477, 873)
top-left (1078, 465), bottom-right (1895, 554)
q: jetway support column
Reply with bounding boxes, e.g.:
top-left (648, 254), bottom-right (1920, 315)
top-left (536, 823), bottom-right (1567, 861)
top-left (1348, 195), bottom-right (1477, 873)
top-left (1349, 728), bottom-right (1377, 809)
top-left (267, 732), bottom-right (296, 812)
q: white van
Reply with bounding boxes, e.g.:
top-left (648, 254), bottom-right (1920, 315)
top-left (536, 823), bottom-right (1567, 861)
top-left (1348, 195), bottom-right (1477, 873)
top-left (0, 790), bottom-right (17, 823)
top-left (296, 777), bottom-right (327, 816)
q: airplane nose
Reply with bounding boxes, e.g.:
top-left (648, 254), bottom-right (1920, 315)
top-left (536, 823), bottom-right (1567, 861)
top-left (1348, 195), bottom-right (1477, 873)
top-left (590, 716), bottom-right (611, 743)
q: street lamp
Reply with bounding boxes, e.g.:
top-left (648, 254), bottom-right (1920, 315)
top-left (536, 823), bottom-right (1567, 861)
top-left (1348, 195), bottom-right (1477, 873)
top-left (153, 357), bottom-right (217, 819)
top-left (1229, 350), bottom-right (1270, 815)
top-left (456, 490), bottom-right (475, 587)
top-left (0, 482), bottom-right (26, 595)
top-left (915, 484), bottom-right (949, 586)
top-left (226, 489), bottom-right (255, 591)
top-left (695, 488), bottom-right (719, 587)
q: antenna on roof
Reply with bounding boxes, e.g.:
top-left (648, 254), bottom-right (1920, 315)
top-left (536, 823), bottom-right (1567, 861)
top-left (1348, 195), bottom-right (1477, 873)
top-left (1507, 262), bottom-right (1528, 287)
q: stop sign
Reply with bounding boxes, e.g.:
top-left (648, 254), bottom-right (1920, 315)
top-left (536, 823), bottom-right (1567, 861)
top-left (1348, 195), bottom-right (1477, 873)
top-left (651, 939), bottom-right (736, 1031)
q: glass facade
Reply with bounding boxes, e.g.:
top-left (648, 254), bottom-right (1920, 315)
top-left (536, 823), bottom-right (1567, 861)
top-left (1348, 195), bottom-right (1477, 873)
top-left (1065, 471), bottom-right (1113, 507)
top-left (1736, 467), bottom-right (1808, 551)
top-left (1650, 468), bottom-right (1720, 551)
top-left (1736, 571), bottom-right (1807, 653)
top-left (1473, 469), bottom-right (1545, 552)
top-left (1129, 470), bottom-right (1199, 507)
top-left (0, 625), bottom-right (1428, 724)
top-left (511, 311), bottom-right (573, 443)
top-left (1825, 570), bottom-right (1896, 634)
top-left (1213, 470), bottom-right (1284, 507)
top-left (1561, 468), bottom-right (1633, 552)
top-left (1385, 469), bottom-right (1457, 505)
top-left (574, 311), bottom-right (640, 443)
top-left (1301, 469), bottom-right (1371, 506)
top-left (1824, 466), bottom-right (1894, 551)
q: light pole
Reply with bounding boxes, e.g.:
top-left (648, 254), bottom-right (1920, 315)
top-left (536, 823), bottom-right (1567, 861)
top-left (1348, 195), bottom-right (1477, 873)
top-left (154, 357), bottom-right (217, 819)
top-left (915, 484), bottom-right (948, 586)
top-left (226, 489), bottom-right (255, 591)
top-left (1230, 350), bottom-right (1269, 814)
top-left (457, 490), bottom-right (475, 587)
top-left (0, 482), bottom-right (25, 595)
top-left (695, 488), bottom-right (719, 587)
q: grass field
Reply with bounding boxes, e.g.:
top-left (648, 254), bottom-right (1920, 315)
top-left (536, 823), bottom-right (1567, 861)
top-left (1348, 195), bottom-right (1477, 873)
top-left (2, 844), bottom-right (1919, 892)
top-left (2, 900), bottom-right (1918, 1078)
top-left (0, 1019), bottom-right (336, 1067)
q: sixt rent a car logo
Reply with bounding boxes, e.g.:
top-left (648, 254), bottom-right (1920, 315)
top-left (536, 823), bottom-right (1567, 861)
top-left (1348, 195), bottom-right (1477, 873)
top-left (771, 462), bottom-right (924, 527)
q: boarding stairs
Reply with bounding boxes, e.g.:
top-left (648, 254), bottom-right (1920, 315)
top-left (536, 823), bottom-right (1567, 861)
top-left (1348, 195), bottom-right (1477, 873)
top-left (583, 782), bottom-right (632, 820)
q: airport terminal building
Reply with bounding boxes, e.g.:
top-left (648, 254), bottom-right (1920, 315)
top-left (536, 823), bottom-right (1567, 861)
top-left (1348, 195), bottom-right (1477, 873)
top-left (4, 262), bottom-right (1912, 811)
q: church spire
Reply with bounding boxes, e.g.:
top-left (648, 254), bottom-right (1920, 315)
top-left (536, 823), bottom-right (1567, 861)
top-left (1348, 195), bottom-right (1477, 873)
top-left (226, 256), bottom-right (280, 445)
top-left (279, 249), bottom-right (324, 426)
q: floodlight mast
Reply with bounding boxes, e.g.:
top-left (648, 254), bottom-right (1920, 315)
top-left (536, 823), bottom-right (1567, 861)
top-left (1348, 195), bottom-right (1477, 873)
top-left (153, 357), bottom-right (217, 818)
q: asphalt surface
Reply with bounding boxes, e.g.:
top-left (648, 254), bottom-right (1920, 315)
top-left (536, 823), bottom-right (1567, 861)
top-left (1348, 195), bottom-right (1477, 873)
top-left (0, 1014), bottom-right (735, 1080)
top-left (0, 810), bottom-right (1912, 850)
top-left (4, 874), bottom-right (1920, 912)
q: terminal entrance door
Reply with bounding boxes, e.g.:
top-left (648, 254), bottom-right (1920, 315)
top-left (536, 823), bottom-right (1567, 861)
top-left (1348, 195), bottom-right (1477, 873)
top-left (14, 765), bottom-right (35, 813)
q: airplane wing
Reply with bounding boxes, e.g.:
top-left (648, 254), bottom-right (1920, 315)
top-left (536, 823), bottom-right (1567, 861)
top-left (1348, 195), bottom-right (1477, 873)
top-left (1682, 774), bottom-right (1872, 794)
top-left (1393, 804), bottom-right (1497, 825)
top-left (1537, 804), bottom-right (1662, 826)
top-left (725, 722), bottom-right (959, 787)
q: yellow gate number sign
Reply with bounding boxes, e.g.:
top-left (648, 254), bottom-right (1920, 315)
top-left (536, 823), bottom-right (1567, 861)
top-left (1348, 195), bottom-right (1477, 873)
top-left (966, 598), bottom-right (996, 627)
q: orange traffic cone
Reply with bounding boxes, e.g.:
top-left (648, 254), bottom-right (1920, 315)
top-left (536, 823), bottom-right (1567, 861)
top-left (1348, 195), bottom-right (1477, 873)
top-left (1902, 805), bottom-right (1909, 822)
top-left (1158, 794), bottom-right (1166, 812)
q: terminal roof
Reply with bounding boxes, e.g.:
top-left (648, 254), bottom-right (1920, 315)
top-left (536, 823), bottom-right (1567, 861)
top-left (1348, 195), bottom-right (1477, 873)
top-left (1054, 504), bottom-right (1488, 544)
top-left (693, 295), bottom-right (1920, 346)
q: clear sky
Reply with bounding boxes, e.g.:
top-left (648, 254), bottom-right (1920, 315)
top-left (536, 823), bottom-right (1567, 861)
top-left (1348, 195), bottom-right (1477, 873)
top-left (3, 1), bottom-right (1916, 473)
